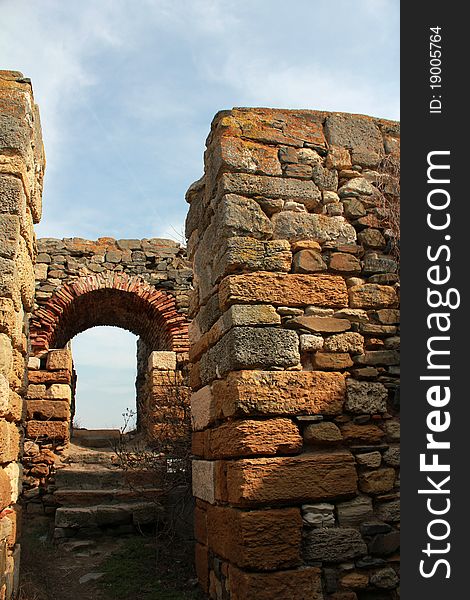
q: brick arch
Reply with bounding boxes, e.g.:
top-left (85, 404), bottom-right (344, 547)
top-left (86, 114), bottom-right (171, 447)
top-left (29, 273), bottom-right (189, 354)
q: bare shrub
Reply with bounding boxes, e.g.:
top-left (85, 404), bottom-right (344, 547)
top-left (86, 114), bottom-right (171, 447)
top-left (376, 150), bottom-right (400, 266)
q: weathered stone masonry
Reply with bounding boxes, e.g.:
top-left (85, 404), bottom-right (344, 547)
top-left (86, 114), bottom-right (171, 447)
top-left (0, 72), bottom-right (45, 600)
top-left (187, 108), bottom-right (400, 600)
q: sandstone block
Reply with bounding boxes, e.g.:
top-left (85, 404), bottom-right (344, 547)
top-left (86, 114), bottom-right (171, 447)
top-left (192, 460), bottom-right (217, 504)
top-left (214, 237), bottom-right (291, 280)
top-left (359, 468), bottom-right (396, 494)
top-left (291, 316), bottom-right (351, 334)
top-left (220, 173), bottom-right (321, 210)
top-left (292, 249), bottom-right (327, 273)
top-left (376, 309), bottom-right (400, 324)
top-left (354, 350), bottom-right (399, 366)
top-left (369, 567), bottom-right (399, 590)
top-left (191, 386), bottom-right (216, 431)
top-left (0, 334), bottom-right (13, 377)
top-left (357, 228), bottom-right (386, 249)
top-left (0, 421), bottom-right (20, 463)
top-left (222, 304), bottom-right (281, 328)
top-left (26, 400), bottom-right (70, 421)
top-left (356, 451), bottom-right (382, 468)
top-left (148, 351), bottom-right (177, 371)
top-left (26, 420), bottom-right (69, 442)
top-left (224, 452), bottom-right (357, 506)
top-left (213, 194), bottom-right (273, 239)
top-left (349, 284), bottom-right (398, 309)
top-left (324, 332), bottom-right (364, 354)
top-left (272, 212), bottom-right (356, 244)
top-left (219, 272), bottom-right (349, 309)
top-left (216, 136), bottom-right (282, 176)
top-left (199, 327), bottom-right (300, 384)
top-left (228, 565), bottom-right (323, 600)
top-left (313, 353), bottom-right (353, 370)
top-left (27, 369), bottom-right (71, 384)
top-left (341, 423), bottom-right (385, 444)
top-left (207, 505), bottom-right (302, 570)
top-left (45, 384), bottom-right (72, 401)
top-left (0, 469), bottom-right (11, 511)
top-left (375, 499), bottom-right (400, 523)
top-left (299, 334), bottom-right (324, 352)
top-left (326, 145), bottom-right (352, 170)
top-left (0, 375), bottom-right (9, 414)
top-left (338, 177), bottom-right (375, 198)
top-left (304, 422), bottom-right (342, 445)
top-left (346, 380), bottom-right (388, 414)
top-left (303, 527), bottom-right (367, 563)
top-left (329, 252), bottom-right (362, 274)
top-left (206, 418), bottom-right (302, 458)
top-left (212, 370), bottom-right (346, 418)
top-left (337, 495), bottom-right (374, 528)
top-left (46, 349), bottom-right (72, 371)
top-left (324, 114), bottom-right (384, 155)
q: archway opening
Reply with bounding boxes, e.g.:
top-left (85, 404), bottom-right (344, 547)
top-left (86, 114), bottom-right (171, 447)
top-left (71, 326), bottom-right (138, 431)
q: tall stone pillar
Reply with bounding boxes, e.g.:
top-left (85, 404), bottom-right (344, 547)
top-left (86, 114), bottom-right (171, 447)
top-left (187, 108), bottom-right (400, 599)
top-left (0, 71), bottom-right (45, 599)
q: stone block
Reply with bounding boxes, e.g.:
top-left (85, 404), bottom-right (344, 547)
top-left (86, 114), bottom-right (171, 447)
top-left (195, 543), bottom-right (209, 592)
top-left (302, 503), bottom-right (335, 528)
top-left (199, 327), bottom-right (300, 384)
top-left (272, 212), bottom-right (356, 244)
top-left (148, 351), bottom-right (177, 371)
top-left (354, 350), bottom-right (400, 366)
top-left (214, 237), bottom-right (291, 280)
top-left (340, 423), bottom-right (385, 444)
top-left (192, 460), bottom-right (217, 504)
top-left (375, 500), bottom-right (400, 523)
top-left (0, 334), bottom-right (13, 377)
top-left (219, 272), bottom-right (348, 309)
top-left (224, 452), bottom-right (357, 507)
top-left (212, 370), bottom-right (346, 418)
top-left (324, 114), bottom-right (384, 155)
top-left (349, 284), bottom-right (398, 309)
top-left (207, 505), bottom-right (302, 570)
top-left (45, 384), bottom-right (72, 401)
top-left (26, 420), bottom-right (69, 442)
top-left (0, 375), bottom-right (9, 414)
top-left (215, 136), bottom-right (282, 176)
top-left (214, 193), bottom-right (273, 239)
top-left (0, 469), bottom-right (11, 511)
top-left (46, 349), bottom-right (72, 371)
top-left (329, 252), bottom-right (361, 273)
top-left (206, 418), bottom-right (302, 458)
top-left (0, 421), bottom-right (20, 463)
top-left (304, 422), bottom-right (342, 445)
top-left (27, 370), bottom-right (72, 384)
top-left (291, 316), bottom-right (351, 334)
top-left (219, 173), bottom-right (321, 210)
top-left (191, 386), bottom-right (216, 431)
top-left (359, 468), bottom-right (396, 495)
top-left (337, 496), bottom-right (374, 528)
top-left (345, 380), bottom-right (388, 414)
top-left (356, 451), bottom-right (382, 468)
top-left (303, 527), bottom-right (367, 563)
top-left (227, 565), bottom-right (323, 600)
top-left (26, 400), bottom-right (70, 421)
top-left (299, 334), bottom-right (324, 352)
top-left (222, 304), bottom-right (281, 328)
top-left (313, 353), bottom-right (353, 370)
top-left (324, 332), bottom-right (364, 354)
top-left (292, 249), bottom-right (327, 273)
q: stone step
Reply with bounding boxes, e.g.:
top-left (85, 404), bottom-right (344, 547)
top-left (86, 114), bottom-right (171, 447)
top-left (55, 501), bottom-right (163, 531)
top-left (63, 450), bottom-right (119, 465)
top-left (54, 466), bottom-right (159, 490)
top-left (72, 429), bottom-right (121, 449)
top-left (51, 487), bottom-right (163, 507)
top-left (54, 467), bottom-right (126, 490)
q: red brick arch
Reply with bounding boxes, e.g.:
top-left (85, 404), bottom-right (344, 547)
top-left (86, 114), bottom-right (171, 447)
top-left (30, 273), bottom-right (189, 355)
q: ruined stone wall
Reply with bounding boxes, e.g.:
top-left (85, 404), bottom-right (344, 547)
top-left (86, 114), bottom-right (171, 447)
top-left (0, 71), bottom-right (45, 600)
top-left (30, 238), bottom-right (191, 440)
top-left (187, 108), bottom-right (400, 600)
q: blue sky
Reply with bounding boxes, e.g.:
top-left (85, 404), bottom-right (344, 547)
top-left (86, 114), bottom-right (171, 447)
top-left (2, 0), bottom-right (399, 428)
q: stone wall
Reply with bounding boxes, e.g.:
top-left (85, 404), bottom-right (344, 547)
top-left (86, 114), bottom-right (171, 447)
top-left (0, 71), bottom-right (45, 600)
top-left (187, 108), bottom-right (400, 599)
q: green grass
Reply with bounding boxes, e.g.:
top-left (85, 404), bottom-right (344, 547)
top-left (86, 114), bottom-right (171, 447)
top-left (99, 537), bottom-right (203, 600)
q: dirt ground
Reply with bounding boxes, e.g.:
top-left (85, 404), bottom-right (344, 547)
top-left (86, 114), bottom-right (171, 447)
top-left (18, 514), bottom-right (204, 600)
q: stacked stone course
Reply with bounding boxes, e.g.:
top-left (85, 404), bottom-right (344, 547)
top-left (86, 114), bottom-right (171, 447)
top-left (187, 108), bottom-right (400, 599)
top-left (0, 71), bottom-right (45, 600)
